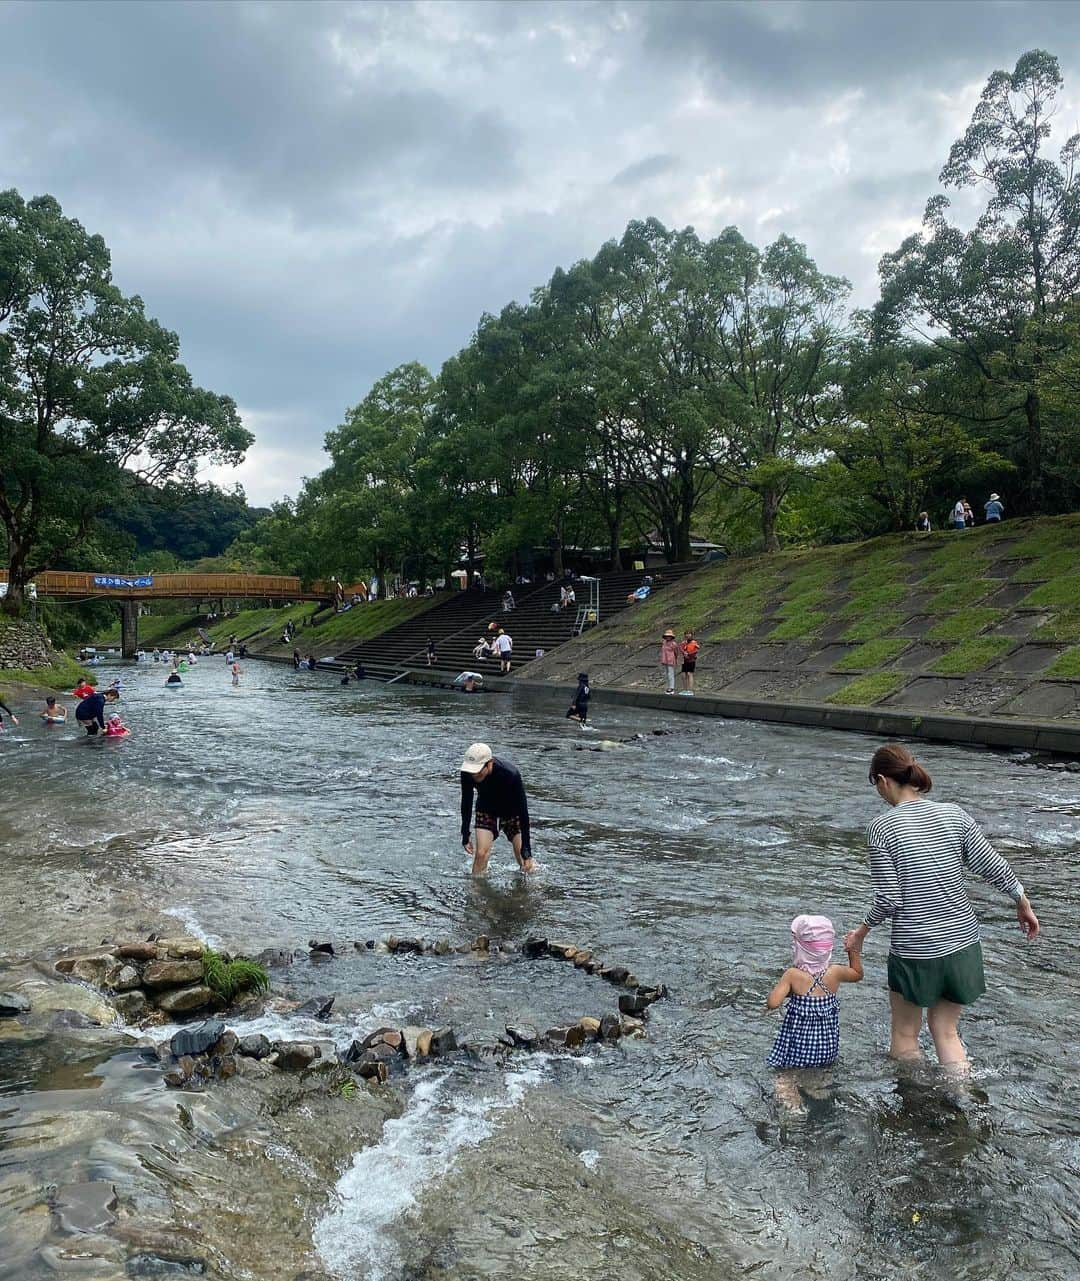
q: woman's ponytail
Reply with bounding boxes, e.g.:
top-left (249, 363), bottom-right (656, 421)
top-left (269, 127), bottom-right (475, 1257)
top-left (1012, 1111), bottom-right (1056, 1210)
top-left (870, 743), bottom-right (933, 793)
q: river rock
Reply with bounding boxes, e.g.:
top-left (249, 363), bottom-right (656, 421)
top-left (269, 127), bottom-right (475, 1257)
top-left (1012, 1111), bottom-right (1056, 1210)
top-left (572, 950), bottom-right (593, 968)
top-left (115, 941), bottom-right (158, 962)
top-left (472, 935), bottom-right (490, 953)
top-left (0, 992), bottom-right (30, 1017)
top-left (308, 940), bottom-right (335, 956)
top-left (143, 960), bottom-right (204, 989)
top-left (55, 951), bottom-right (115, 986)
top-left (356, 1060), bottom-right (389, 1083)
top-left (54, 1180), bottom-right (118, 1234)
top-left (158, 937), bottom-right (205, 960)
top-left (620, 1015), bottom-right (645, 1037)
top-left (416, 1029), bottom-right (433, 1057)
top-left (155, 984), bottom-right (214, 1014)
top-left (387, 936), bottom-right (422, 954)
top-left (296, 995), bottom-right (335, 1020)
top-left (433, 939), bottom-right (452, 956)
top-left (274, 1041), bottom-right (321, 1072)
top-left (505, 1024), bottom-right (539, 1049)
top-left (127, 1252), bottom-right (209, 1277)
top-left (599, 1013), bottom-right (622, 1041)
top-left (546, 941), bottom-right (576, 960)
top-left (113, 990), bottom-right (148, 1021)
top-left (171, 1018), bottom-right (226, 1058)
top-left (618, 993), bottom-right (652, 1016)
top-left (213, 1053), bottom-right (237, 1081)
top-left (238, 1033), bottom-right (272, 1059)
top-left (582, 959), bottom-right (603, 975)
top-left (234, 1054), bottom-right (275, 1079)
top-left (523, 936), bottom-right (548, 958)
top-left (578, 1017), bottom-right (602, 1039)
top-left (400, 1026), bottom-right (430, 1059)
top-left (564, 1025), bottom-right (587, 1049)
top-left (254, 947), bottom-right (296, 968)
top-left (108, 964), bottom-right (141, 991)
top-left (47, 1009), bottom-right (101, 1029)
top-left (429, 1027), bottom-right (458, 1056)
top-left (600, 965), bottom-right (629, 985)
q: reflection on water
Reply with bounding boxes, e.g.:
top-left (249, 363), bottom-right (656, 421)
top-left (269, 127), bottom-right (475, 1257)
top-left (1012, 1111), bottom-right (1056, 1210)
top-left (0, 658), bottom-right (1077, 1279)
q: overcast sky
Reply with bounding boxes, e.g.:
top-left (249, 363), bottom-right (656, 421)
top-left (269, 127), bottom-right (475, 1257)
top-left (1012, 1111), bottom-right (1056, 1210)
top-left (4, 0), bottom-right (1079, 504)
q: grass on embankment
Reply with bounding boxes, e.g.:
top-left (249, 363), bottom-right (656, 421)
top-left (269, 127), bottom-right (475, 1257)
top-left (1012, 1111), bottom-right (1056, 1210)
top-left (88, 595), bottom-right (442, 655)
top-left (0, 655), bottom-right (85, 699)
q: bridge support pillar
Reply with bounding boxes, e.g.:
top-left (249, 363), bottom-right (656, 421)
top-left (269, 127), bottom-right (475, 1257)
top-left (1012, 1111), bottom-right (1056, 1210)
top-left (121, 600), bottom-right (138, 659)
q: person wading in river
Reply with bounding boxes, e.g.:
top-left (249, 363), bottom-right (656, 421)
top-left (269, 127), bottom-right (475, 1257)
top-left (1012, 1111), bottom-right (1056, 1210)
top-left (459, 742), bottom-right (534, 875)
top-left (75, 687), bottom-right (119, 736)
top-left (845, 743), bottom-right (1039, 1073)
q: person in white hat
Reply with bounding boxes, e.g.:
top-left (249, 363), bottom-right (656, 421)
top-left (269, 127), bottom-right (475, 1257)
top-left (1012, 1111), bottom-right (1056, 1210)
top-left (459, 742), bottom-right (534, 875)
top-left (984, 493), bottom-right (1004, 523)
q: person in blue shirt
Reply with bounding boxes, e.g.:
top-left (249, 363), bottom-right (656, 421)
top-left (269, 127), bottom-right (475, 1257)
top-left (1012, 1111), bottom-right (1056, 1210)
top-left (984, 493), bottom-right (1004, 522)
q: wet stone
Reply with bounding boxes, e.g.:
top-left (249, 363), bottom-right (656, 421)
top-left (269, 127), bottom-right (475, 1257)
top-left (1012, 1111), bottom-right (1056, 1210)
top-left (238, 1033), bottom-right (272, 1059)
top-left (600, 1013), bottom-right (622, 1041)
top-left (155, 984), bottom-right (215, 1014)
top-left (296, 995), bottom-right (335, 1020)
top-left (143, 960), bottom-right (204, 989)
top-left (0, 991), bottom-right (30, 1016)
top-left (356, 1060), bottom-right (388, 1083)
top-left (578, 1017), bottom-right (601, 1039)
top-left (171, 1018), bottom-right (226, 1057)
top-left (254, 947), bottom-right (296, 968)
top-left (308, 940), bottom-right (335, 956)
top-left (158, 938), bottom-right (205, 960)
top-left (429, 1027), bottom-right (458, 1056)
top-left (433, 939), bottom-right (452, 956)
top-left (564, 1025), bottom-right (587, 1049)
top-left (126, 1251), bottom-right (208, 1276)
top-left (600, 965), bottom-right (630, 985)
top-left (523, 936), bottom-right (548, 958)
top-left (506, 1024), bottom-right (539, 1049)
top-left (110, 965), bottom-right (141, 991)
top-left (54, 1180), bottom-right (118, 1234)
top-left (113, 990), bottom-right (149, 1021)
top-left (116, 941), bottom-right (158, 962)
top-left (618, 993), bottom-right (652, 1016)
top-left (274, 1041), bottom-right (321, 1072)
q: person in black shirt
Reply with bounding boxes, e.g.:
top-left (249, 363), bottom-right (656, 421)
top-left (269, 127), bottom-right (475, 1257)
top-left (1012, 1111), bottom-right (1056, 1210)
top-left (566, 672), bottom-right (590, 725)
top-left (460, 742), bottom-right (534, 875)
top-left (0, 697), bottom-right (19, 730)
top-left (75, 688), bottom-right (119, 735)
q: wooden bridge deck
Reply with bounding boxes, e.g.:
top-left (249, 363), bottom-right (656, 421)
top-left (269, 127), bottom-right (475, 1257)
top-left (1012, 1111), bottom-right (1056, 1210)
top-left (0, 570), bottom-right (334, 601)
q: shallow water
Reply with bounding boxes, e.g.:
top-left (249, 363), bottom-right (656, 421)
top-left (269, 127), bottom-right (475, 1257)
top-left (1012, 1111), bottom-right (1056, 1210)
top-left (1, 659), bottom-right (1078, 1279)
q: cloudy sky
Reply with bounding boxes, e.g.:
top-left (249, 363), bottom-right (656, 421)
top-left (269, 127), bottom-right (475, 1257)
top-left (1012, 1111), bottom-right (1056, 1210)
top-left (4, 0), bottom-right (1078, 504)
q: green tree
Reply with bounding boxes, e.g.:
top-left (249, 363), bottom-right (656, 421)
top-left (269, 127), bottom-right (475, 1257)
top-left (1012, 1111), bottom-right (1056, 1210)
top-left (0, 191), bottom-right (250, 614)
top-left (876, 50), bottom-right (1080, 510)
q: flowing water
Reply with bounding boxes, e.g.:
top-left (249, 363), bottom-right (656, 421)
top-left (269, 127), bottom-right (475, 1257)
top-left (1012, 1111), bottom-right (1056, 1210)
top-left (1, 659), bottom-right (1078, 1280)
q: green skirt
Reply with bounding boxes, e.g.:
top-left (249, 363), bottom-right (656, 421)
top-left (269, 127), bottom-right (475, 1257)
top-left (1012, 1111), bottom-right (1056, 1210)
top-left (887, 941), bottom-right (986, 1008)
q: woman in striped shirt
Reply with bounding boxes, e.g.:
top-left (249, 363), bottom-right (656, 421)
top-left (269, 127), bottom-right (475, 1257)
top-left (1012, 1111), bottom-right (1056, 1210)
top-left (845, 743), bottom-right (1039, 1071)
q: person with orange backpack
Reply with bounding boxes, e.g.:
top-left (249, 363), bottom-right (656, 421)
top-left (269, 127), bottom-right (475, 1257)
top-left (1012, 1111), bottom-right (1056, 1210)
top-left (680, 631), bottom-right (701, 695)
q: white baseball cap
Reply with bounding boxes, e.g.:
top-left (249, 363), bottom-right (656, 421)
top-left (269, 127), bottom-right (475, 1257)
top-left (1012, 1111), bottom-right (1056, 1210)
top-left (461, 742), bottom-right (493, 773)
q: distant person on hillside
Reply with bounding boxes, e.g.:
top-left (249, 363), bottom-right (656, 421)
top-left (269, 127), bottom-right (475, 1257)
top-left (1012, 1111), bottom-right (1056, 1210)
top-left (950, 498), bottom-right (967, 531)
top-left (426, 636), bottom-right (437, 667)
top-left (495, 628), bottom-right (513, 674)
top-left (660, 629), bottom-right (679, 694)
top-left (473, 636), bottom-right (493, 661)
top-left (680, 631), bottom-right (700, 695)
top-left (75, 687), bottom-right (119, 736)
top-left (566, 672), bottom-right (591, 725)
top-left (963, 499), bottom-right (975, 528)
top-left (916, 512), bottom-right (931, 533)
top-left (459, 742), bottom-right (534, 875)
top-left (984, 493), bottom-right (1004, 523)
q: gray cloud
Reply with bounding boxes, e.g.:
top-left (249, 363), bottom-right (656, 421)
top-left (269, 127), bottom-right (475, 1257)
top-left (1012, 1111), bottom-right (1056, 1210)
top-left (1, 0), bottom-right (1076, 501)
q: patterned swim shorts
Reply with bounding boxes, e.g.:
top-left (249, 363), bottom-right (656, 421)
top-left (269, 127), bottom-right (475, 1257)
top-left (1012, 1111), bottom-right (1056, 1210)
top-left (474, 811), bottom-right (522, 840)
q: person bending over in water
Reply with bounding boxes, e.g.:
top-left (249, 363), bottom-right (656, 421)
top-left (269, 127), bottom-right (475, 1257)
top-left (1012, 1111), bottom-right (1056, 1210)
top-left (766, 915), bottom-right (862, 1109)
top-left (566, 672), bottom-right (590, 724)
top-left (460, 742), bottom-right (535, 875)
top-left (75, 687), bottom-right (119, 735)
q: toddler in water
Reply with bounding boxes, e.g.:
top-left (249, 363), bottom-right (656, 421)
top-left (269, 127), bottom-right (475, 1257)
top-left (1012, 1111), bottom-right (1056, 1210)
top-left (104, 713), bottom-right (129, 737)
top-left (766, 915), bottom-right (862, 1106)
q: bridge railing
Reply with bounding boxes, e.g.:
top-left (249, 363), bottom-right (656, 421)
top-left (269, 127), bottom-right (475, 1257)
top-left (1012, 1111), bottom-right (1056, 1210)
top-left (0, 570), bottom-right (336, 599)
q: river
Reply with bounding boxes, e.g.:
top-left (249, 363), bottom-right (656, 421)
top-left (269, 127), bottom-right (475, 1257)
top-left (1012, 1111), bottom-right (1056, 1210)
top-left (1, 658), bottom-right (1077, 1280)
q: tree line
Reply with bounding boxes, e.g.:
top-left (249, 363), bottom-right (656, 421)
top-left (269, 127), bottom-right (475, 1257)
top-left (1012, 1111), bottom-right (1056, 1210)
top-left (3, 50), bottom-right (1078, 612)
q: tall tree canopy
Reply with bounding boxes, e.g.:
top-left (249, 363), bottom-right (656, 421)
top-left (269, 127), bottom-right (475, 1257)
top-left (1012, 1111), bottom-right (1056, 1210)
top-left (0, 190), bottom-right (250, 613)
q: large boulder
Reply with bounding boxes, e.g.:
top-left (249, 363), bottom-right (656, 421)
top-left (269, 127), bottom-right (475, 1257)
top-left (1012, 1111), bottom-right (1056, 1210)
top-left (115, 942), bottom-right (158, 962)
top-left (143, 960), bottom-right (204, 989)
top-left (108, 965), bottom-right (141, 992)
top-left (238, 1033), bottom-right (272, 1060)
top-left (112, 990), bottom-right (148, 1021)
top-left (274, 1042), bottom-right (321, 1072)
top-left (171, 1018), bottom-right (226, 1058)
top-left (155, 984), bottom-right (215, 1014)
top-left (55, 951), bottom-right (116, 986)
top-left (156, 938), bottom-right (204, 960)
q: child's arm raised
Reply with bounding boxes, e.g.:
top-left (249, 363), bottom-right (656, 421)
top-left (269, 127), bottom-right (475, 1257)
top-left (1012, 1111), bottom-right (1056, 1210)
top-left (765, 971), bottom-right (792, 1010)
top-left (832, 942), bottom-right (864, 985)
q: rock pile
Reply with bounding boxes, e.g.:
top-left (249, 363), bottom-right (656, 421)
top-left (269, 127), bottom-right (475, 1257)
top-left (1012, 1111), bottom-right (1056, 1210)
top-left (54, 936), bottom-right (258, 1023)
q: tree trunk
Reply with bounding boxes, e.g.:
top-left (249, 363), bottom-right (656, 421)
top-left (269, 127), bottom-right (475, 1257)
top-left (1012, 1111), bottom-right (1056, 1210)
top-left (0, 580), bottom-right (26, 618)
top-left (1025, 389), bottom-right (1043, 511)
top-left (608, 514), bottom-right (623, 572)
top-left (761, 489), bottom-right (782, 553)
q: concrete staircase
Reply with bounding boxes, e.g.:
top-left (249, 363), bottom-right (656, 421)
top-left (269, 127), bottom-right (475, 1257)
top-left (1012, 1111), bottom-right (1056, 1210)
top-left (328, 565), bottom-right (702, 682)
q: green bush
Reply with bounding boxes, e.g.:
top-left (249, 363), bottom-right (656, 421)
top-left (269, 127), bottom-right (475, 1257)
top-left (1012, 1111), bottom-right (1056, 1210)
top-left (927, 608), bottom-right (1002, 641)
top-left (833, 639), bottom-right (909, 672)
top-left (201, 949), bottom-right (270, 1002)
top-left (929, 639), bottom-right (1012, 675)
top-left (826, 672), bottom-right (906, 705)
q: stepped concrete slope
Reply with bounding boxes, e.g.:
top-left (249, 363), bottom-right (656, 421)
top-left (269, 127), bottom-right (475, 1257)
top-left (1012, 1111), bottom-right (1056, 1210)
top-left (506, 515), bottom-right (1080, 748)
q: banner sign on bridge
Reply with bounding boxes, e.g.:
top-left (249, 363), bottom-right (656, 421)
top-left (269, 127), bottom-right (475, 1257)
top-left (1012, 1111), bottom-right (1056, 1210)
top-left (93, 575), bottom-right (154, 589)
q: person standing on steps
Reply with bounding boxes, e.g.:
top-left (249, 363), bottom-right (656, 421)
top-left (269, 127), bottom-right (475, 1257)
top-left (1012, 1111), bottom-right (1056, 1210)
top-left (426, 636), bottom-right (437, 667)
top-left (459, 742), bottom-right (534, 875)
top-left (495, 628), bottom-right (513, 674)
top-left (845, 742), bottom-right (1039, 1074)
top-left (680, 631), bottom-right (700, 695)
top-left (660, 629), bottom-right (679, 694)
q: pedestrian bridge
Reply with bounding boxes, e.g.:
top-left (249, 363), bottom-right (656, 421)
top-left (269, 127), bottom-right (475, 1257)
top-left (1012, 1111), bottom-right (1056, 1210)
top-left (0, 570), bottom-right (334, 602)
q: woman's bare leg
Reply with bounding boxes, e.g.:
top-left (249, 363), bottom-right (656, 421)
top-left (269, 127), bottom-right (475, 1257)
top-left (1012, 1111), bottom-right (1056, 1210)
top-left (888, 990), bottom-right (925, 1060)
top-left (927, 999), bottom-right (969, 1073)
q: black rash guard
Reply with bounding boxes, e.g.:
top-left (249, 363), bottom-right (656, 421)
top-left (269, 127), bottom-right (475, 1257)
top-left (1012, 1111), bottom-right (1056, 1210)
top-left (461, 758), bottom-right (531, 854)
top-left (75, 692), bottom-right (108, 728)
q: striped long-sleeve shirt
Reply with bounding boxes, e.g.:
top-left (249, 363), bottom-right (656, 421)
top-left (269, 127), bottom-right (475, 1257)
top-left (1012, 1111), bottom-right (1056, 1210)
top-left (864, 798), bottom-right (1024, 959)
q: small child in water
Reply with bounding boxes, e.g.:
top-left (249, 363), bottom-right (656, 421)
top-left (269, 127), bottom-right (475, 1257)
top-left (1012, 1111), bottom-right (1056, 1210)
top-left (105, 713), bottom-right (128, 737)
top-left (765, 915), bottom-right (862, 1106)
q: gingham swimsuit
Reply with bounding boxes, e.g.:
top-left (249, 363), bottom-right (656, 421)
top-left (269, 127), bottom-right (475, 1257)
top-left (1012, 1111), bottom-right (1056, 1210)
top-left (767, 972), bottom-right (840, 1068)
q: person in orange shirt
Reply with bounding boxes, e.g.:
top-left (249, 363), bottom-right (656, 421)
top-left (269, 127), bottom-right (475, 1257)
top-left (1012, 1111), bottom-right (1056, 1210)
top-left (680, 631), bottom-right (701, 695)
